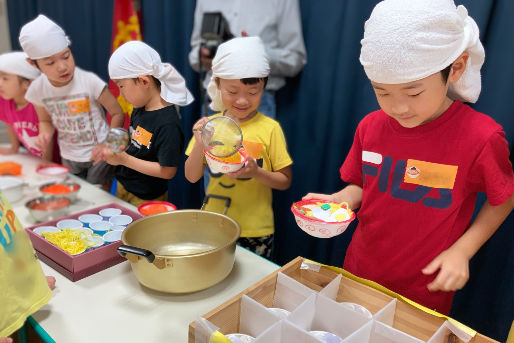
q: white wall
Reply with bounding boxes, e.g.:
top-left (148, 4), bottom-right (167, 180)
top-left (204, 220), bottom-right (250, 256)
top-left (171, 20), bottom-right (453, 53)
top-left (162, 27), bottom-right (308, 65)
top-left (0, 0), bottom-right (11, 143)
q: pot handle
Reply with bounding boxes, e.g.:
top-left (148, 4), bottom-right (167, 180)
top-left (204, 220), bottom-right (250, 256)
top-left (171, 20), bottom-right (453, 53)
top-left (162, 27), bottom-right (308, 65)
top-left (201, 194), bottom-right (231, 215)
top-left (117, 245), bottom-right (155, 263)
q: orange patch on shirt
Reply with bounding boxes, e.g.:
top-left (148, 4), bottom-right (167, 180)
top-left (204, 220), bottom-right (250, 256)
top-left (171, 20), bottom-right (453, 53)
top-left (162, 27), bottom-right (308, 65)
top-left (132, 126), bottom-right (153, 147)
top-left (67, 99), bottom-right (90, 114)
top-left (242, 140), bottom-right (263, 159)
top-left (404, 159), bottom-right (458, 189)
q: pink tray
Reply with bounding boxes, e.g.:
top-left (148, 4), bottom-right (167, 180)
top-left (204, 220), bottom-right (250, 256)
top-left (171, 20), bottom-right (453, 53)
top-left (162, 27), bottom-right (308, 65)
top-left (25, 202), bottom-right (142, 282)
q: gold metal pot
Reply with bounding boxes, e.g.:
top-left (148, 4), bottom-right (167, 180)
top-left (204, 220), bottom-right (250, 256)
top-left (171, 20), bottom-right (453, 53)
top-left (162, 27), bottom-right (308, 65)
top-left (118, 203), bottom-right (240, 293)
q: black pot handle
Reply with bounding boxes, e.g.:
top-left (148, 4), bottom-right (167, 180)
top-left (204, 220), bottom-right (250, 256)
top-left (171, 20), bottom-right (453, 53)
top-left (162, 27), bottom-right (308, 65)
top-left (201, 194), bottom-right (231, 214)
top-left (117, 245), bottom-right (155, 263)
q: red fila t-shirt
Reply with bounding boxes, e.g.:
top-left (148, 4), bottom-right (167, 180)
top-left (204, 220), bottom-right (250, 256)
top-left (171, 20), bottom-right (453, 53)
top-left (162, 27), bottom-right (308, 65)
top-left (340, 100), bottom-right (514, 314)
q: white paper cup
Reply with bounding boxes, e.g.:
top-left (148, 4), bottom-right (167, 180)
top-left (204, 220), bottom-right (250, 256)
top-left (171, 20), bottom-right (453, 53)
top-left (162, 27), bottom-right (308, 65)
top-left (56, 219), bottom-right (83, 230)
top-left (78, 214), bottom-right (103, 228)
top-left (89, 220), bottom-right (112, 236)
top-left (33, 226), bottom-right (61, 236)
top-left (103, 230), bottom-right (123, 244)
top-left (110, 225), bottom-right (126, 231)
top-left (99, 207), bottom-right (122, 220)
top-left (75, 227), bottom-right (94, 236)
top-left (109, 214), bottom-right (133, 226)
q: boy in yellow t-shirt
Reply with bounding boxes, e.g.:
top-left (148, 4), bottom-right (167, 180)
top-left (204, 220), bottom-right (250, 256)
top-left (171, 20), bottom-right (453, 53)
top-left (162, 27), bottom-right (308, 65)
top-left (185, 37), bottom-right (293, 259)
top-left (0, 192), bottom-right (55, 340)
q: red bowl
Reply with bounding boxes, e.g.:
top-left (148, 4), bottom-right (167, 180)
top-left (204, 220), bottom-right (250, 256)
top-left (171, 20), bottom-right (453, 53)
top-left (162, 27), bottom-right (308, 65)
top-left (138, 201), bottom-right (177, 216)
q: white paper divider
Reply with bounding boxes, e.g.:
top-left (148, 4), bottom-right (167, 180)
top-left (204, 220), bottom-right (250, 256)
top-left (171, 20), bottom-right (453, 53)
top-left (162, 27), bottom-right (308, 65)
top-left (239, 295), bottom-right (283, 337)
top-left (272, 272), bottom-right (317, 311)
top-left (426, 320), bottom-right (472, 343)
top-left (369, 321), bottom-right (425, 343)
top-left (319, 273), bottom-right (342, 300)
top-left (287, 293), bottom-right (371, 340)
top-left (253, 320), bottom-right (323, 343)
top-left (194, 317), bottom-right (220, 343)
top-left (372, 299), bottom-right (397, 326)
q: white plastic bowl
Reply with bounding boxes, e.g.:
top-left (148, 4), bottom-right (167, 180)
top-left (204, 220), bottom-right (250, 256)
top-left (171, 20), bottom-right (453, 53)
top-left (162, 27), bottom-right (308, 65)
top-left (33, 226), bottom-right (61, 236)
top-left (36, 164), bottom-right (70, 180)
top-left (0, 176), bottom-right (24, 203)
top-left (56, 219), bottom-right (84, 230)
top-left (103, 230), bottom-right (123, 244)
top-left (109, 214), bottom-right (133, 226)
top-left (204, 148), bottom-right (247, 174)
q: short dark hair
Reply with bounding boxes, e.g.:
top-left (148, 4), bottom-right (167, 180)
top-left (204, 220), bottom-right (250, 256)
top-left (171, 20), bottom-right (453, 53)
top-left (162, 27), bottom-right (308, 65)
top-left (215, 76), bottom-right (269, 88)
top-left (441, 64), bottom-right (452, 83)
top-left (132, 76), bottom-right (161, 89)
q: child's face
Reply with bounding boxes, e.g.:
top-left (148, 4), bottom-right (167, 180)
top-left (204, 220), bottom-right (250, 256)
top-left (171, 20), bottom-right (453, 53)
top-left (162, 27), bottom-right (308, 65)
top-left (218, 78), bottom-right (265, 121)
top-left (34, 47), bottom-right (75, 87)
top-left (113, 77), bottom-right (150, 108)
top-left (0, 72), bottom-right (29, 100)
top-left (371, 72), bottom-right (452, 128)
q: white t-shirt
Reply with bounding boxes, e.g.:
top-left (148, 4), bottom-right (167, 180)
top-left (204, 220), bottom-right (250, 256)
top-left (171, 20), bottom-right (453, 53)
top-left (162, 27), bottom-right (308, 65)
top-left (25, 67), bottom-right (109, 162)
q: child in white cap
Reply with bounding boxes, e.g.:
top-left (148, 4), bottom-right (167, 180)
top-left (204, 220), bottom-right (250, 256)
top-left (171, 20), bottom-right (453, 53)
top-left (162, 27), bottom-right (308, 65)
top-left (18, 14), bottom-right (124, 186)
top-left (304, 0), bottom-right (513, 314)
top-left (95, 40), bottom-right (193, 206)
top-left (185, 37), bottom-right (293, 259)
top-left (0, 52), bottom-right (48, 159)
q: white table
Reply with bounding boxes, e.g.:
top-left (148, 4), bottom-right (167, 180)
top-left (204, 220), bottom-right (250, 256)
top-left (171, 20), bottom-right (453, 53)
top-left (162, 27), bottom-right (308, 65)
top-left (1, 149), bottom-right (279, 342)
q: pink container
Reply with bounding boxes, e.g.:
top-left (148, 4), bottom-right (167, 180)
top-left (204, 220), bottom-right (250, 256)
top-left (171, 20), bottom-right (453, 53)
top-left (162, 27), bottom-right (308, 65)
top-left (25, 202), bottom-right (142, 281)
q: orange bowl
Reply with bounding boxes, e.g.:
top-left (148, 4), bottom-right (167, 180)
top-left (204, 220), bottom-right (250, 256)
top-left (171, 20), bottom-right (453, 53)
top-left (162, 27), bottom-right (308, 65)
top-left (138, 201), bottom-right (177, 216)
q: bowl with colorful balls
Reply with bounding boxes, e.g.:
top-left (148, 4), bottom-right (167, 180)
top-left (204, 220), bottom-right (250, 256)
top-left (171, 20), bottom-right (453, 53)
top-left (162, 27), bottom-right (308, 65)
top-left (40, 181), bottom-right (81, 202)
top-left (291, 200), bottom-right (355, 238)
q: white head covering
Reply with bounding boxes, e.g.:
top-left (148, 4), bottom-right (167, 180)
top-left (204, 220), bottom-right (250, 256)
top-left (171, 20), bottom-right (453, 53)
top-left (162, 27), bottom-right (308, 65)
top-left (360, 0), bottom-right (485, 103)
top-left (19, 14), bottom-right (70, 60)
top-left (207, 37), bottom-right (270, 111)
top-left (0, 51), bottom-right (40, 80)
top-left (108, 41), bottom-right (193, 106)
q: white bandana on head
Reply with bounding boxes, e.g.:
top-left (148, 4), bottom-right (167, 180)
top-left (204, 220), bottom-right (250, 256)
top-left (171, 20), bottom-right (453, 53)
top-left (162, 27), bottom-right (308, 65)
top-left (108, 41), bottom-right (193, 106)
top-left (19, 14), bottom-right (70, 60)
top-left (360, 0), bottom-right (485, 103)
top-left (0, 51), bottom-right (40, 80)
top-left (207, 37), bottom-right (270, 112)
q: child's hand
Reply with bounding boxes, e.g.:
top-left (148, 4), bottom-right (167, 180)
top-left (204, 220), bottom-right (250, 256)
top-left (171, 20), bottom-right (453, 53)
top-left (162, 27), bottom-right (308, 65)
top-left (103, 150), bottom-right (126, 166)
top-left (192, 117), bottom-right (211, 146)
top-left (46, 275), bottom-right (56, 290)
top-left (0, 337), bottom-right (13, 343)
top-left (422, 246), bottom-right (470, 292)
top-left (90, 144), bottom-right (107, 165)
top-left (0, 146), bottom-right (17, 155)
top-left (302, 193), bottom-right (336, 202)
top-left (35, 132), bottom-right (52, 151)
top-left (226, 157), bottom-right (258, 179)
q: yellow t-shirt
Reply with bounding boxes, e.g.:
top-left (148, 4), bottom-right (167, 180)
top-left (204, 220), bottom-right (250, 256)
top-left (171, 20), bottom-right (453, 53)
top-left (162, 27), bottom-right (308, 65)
top-left (186, 112), bottom-right (292, 237)
top-left (0, 192), bottom-right (52, 337)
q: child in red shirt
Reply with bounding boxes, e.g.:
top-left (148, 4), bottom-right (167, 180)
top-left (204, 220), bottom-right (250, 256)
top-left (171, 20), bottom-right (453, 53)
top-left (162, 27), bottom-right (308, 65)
top-left (304, 0), bottom-right (514, 314)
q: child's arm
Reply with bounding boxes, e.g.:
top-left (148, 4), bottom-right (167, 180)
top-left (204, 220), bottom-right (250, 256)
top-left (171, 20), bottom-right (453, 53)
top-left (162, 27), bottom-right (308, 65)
top-left (303, 184), bottom-right (363, 211)
top-left (102, 148), bottom-right (177, 179)
top-left (97, 87), bottom-right (124, 128)
top-left (226, 158), bottom-right (293, 190)
top-left (184, 117), bottom-right (210, 183)
top-left (33, 105), bottom-right (55, 159)
top-left (0, 124), bottom-right (20, 154)
top-left (423, 193), bottom-right (514, 292)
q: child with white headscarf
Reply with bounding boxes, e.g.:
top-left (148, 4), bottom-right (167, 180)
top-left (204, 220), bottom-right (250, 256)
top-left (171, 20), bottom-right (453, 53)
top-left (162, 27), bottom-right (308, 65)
top-left (303, 0), bottom-right (514, 314)
top-left (185, 37), bottom-right (293, 259)
top-left (97, 40), bottom-right (193, 206)
top-left (0, 51), bottom-right (44, 158)
top-left (18, 14), bottom-right (124, 187)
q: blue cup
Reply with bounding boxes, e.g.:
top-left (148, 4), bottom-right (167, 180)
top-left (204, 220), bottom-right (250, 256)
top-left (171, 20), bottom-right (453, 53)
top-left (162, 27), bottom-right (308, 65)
top-left (78, 214), bottom-right (103, 228)
top-left (89, 220), bottom-right (111, 236)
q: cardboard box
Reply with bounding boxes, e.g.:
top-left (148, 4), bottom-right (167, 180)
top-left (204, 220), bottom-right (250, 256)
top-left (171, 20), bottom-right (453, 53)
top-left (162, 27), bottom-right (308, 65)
top-left (25, 202), bottom-right (142, 281)
top-left (189, 256), bottom-right (498, 343)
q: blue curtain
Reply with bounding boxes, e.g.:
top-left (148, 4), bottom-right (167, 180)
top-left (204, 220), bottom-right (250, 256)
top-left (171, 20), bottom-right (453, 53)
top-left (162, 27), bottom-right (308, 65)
top-left (7, 0), bottom-right (513, 341)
